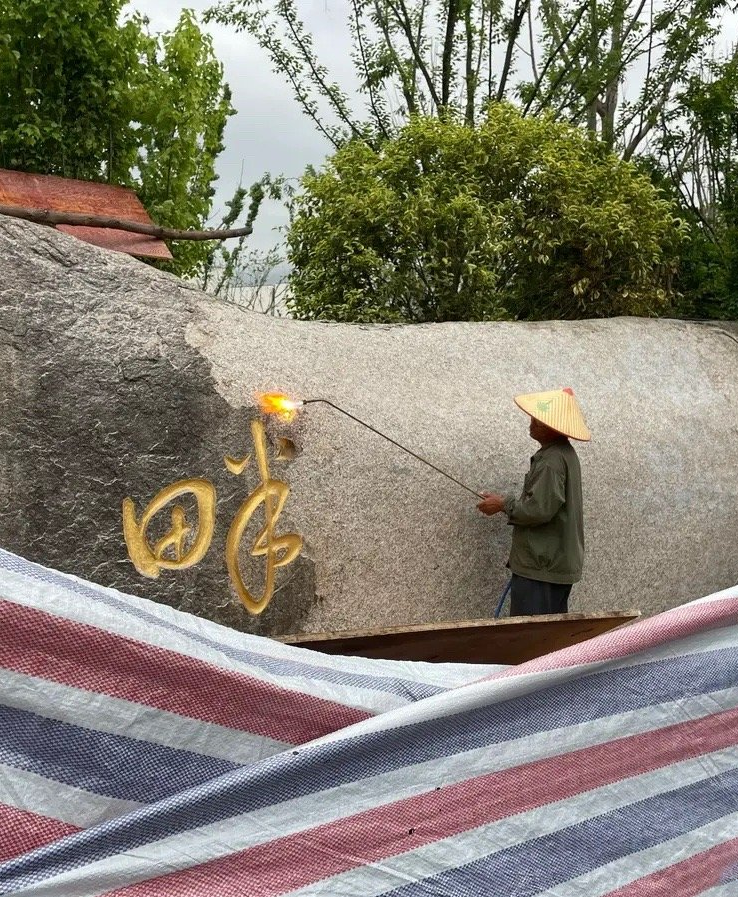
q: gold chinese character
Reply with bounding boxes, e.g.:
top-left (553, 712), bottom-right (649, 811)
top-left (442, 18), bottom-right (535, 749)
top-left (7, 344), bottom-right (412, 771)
top-left (225, 420), bottom-right (302, 615)
top-left (122, 479), bottom-right (216, 578)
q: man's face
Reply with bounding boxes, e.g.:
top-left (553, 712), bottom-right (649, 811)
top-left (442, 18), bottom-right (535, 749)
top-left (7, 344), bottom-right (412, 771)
top-left (529, 417), bottom-right (557, 444)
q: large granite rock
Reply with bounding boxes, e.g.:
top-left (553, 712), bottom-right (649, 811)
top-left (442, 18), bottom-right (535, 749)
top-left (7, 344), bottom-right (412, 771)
top-left (1, 214), bottom-right (736, 633)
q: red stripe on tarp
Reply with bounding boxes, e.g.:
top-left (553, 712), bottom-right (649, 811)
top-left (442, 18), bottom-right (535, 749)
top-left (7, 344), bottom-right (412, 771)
top-left (0, 599), bottom-right (369, 745)
top-left (106, 703), bottom-right (738, 896)
top-left (0, 803), bottom-right (79, 862)
top-left (604, 835), bottom-right (738, 896)
top-left (493, 592), bottom-right (738, 682)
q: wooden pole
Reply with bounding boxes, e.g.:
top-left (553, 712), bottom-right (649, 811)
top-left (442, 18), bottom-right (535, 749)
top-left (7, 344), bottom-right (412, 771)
top-left (0, 205), bottom-right (253, 241)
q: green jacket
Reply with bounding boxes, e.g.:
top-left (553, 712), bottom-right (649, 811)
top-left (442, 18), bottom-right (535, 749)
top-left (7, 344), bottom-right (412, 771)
top-left (503, 440), bottom-right (584, 585)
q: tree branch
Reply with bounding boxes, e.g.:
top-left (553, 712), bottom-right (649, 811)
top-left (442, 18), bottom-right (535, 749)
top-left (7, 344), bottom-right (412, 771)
top-left (279, 2), bottom-right (363, 139)
top-left (523, 1), bottom-right (590, 116)
top-left (464, 0), bottom-right (476, 123)
top-left (0, 205), bottom-right (254, 241)
top-left (623, 65), bottom-right (681, 159)
top-left (528, 0), bottom-right (539, 83)
top-left (384, 0), bottom-right (443, 110)
top-left (498, 0), bottom-right (531, 102)
top-left (474, 1), bottom-right (488, 95)
top-left (441, 0), bottom-right (462, 107)
top-left (351, 0), bottom-right (392, 138)
top-left (372, 0), bottom-right (418, 117)
top-left (623, 1), bottom-right (719, 158)
top-left (260, 32), bottom-right (344, 148)
top-left (663, 133), bottom-right (719, 241)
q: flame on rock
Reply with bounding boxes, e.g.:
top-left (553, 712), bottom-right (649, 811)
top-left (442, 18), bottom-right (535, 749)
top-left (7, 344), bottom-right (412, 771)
top-left (257, 392), bottom-right (303, 422)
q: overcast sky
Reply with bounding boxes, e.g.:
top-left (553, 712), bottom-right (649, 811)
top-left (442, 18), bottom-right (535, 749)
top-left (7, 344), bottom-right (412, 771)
top-left (134, 1), bottom-right (738, 261)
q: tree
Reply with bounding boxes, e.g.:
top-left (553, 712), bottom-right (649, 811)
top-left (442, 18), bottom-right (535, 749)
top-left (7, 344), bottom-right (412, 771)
top-left (286, 106), bottom-right (684, 323)
top-left (207, 0), bottom-right (728, 162)
top-left (132, 10), bottom-right (238, 277)
top-left (0, 0), bottom-right (141, 179)
top-left (208, 0), bottom-right (726, 317)
top-left (0, 1), bottom-right (248, 278)
top-left (658, 50), bottom-right (738, 319)
top-left (523, 0), bottom-right (725, 158)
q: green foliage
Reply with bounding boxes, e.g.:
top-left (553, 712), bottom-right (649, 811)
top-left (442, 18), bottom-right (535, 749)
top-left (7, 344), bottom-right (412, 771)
top-left (659, 51), bottom-right (738, 319)
top-left (210, 0), bottom-right (730, 321)
top-left (286, 106), bottom-right (684, 323)
top-left (0, 0), bottom-right (141, 179)
top-left (0, 1), bottom-right (240, 279)
top-left (202, 173), bottom-right (287, 294)
top-left (132, 10), bottom-right (235, 277)
top-left (674, 220), bottom-right (738, 320)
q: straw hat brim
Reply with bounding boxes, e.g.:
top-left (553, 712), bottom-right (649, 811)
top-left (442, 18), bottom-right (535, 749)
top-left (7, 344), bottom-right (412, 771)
top-left (514, 392), bottom-right (591, 442)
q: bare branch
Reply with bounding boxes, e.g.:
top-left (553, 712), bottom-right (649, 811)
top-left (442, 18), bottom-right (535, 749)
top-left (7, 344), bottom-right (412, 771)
top-left (464, 1), bottom-right (476, 122)
top-left (498, 0), bottom-right (532, 102)
top-left (383, 0), bottom-right (443, 110)
top-left (351, 0), bottom-right (392, 138)
top-left (528, 0), bottom-right (539, 83)
top-left (523, 1), bottom-right (590, 116)
top-left (441, 0), bottom-right (462, 107)
top-left (0, 205), bottom-right (254, 241)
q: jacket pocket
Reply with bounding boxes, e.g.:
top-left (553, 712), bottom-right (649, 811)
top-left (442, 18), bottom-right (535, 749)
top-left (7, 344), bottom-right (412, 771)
top-left (513, 526), bottom-right (555, 572)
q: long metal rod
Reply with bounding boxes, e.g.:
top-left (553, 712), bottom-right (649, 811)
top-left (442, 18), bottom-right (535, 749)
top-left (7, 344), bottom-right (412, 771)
top-left (303, 398), bottom-right (483, 499)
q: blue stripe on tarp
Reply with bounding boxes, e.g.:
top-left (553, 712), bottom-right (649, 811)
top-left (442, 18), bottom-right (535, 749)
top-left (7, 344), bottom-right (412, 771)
top-left (0, 704), bottom-right (239, 803)
top-left (0, 642), bottom-right (735, 891)
top-left (383, 767), bottom-right (738, 897)
top-left (0, 549), bottom-right (446, 702)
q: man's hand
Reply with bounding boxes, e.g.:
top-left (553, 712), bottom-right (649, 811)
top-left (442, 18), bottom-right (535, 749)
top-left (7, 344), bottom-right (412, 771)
top-left (477, 492), bottom-right (506, 516)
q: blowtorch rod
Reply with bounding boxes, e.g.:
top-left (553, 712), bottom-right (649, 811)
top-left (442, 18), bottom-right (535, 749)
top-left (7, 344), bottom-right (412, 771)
top-left (302, 398), bottom-right (483, 499)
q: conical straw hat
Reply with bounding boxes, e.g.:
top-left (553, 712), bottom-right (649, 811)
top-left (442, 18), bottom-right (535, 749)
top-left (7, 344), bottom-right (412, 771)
top-left (514, 388), bottom-right (591, 442)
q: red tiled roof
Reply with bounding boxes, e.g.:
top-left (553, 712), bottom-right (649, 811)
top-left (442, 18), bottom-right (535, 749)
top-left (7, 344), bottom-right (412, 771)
top-left (0, 169), bottom-right (173, 260)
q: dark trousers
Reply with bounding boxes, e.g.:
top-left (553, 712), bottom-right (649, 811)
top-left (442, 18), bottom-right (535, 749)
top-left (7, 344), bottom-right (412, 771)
top-left (510, 574), bottom-right (572, 616)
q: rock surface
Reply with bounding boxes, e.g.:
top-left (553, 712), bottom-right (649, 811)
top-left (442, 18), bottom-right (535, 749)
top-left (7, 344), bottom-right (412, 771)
top-left (1, 214), bottom-right (736, 633)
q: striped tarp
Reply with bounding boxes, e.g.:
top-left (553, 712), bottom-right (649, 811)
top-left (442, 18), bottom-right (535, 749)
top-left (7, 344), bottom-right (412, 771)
top-left (0, 547), bottom-right (736, 896)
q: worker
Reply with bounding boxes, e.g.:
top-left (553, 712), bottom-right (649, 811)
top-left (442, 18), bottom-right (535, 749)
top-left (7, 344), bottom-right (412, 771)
top-left (476, 388), bottom-right (590, 616)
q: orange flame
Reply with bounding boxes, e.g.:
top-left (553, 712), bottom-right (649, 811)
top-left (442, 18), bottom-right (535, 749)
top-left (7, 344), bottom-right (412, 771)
top-left (257, 392), bottom-right (303, 422)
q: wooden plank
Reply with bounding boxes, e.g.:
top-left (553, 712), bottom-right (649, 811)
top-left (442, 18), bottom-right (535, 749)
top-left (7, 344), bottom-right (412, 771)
top-left (278, 612), bottom-right (640, 665)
